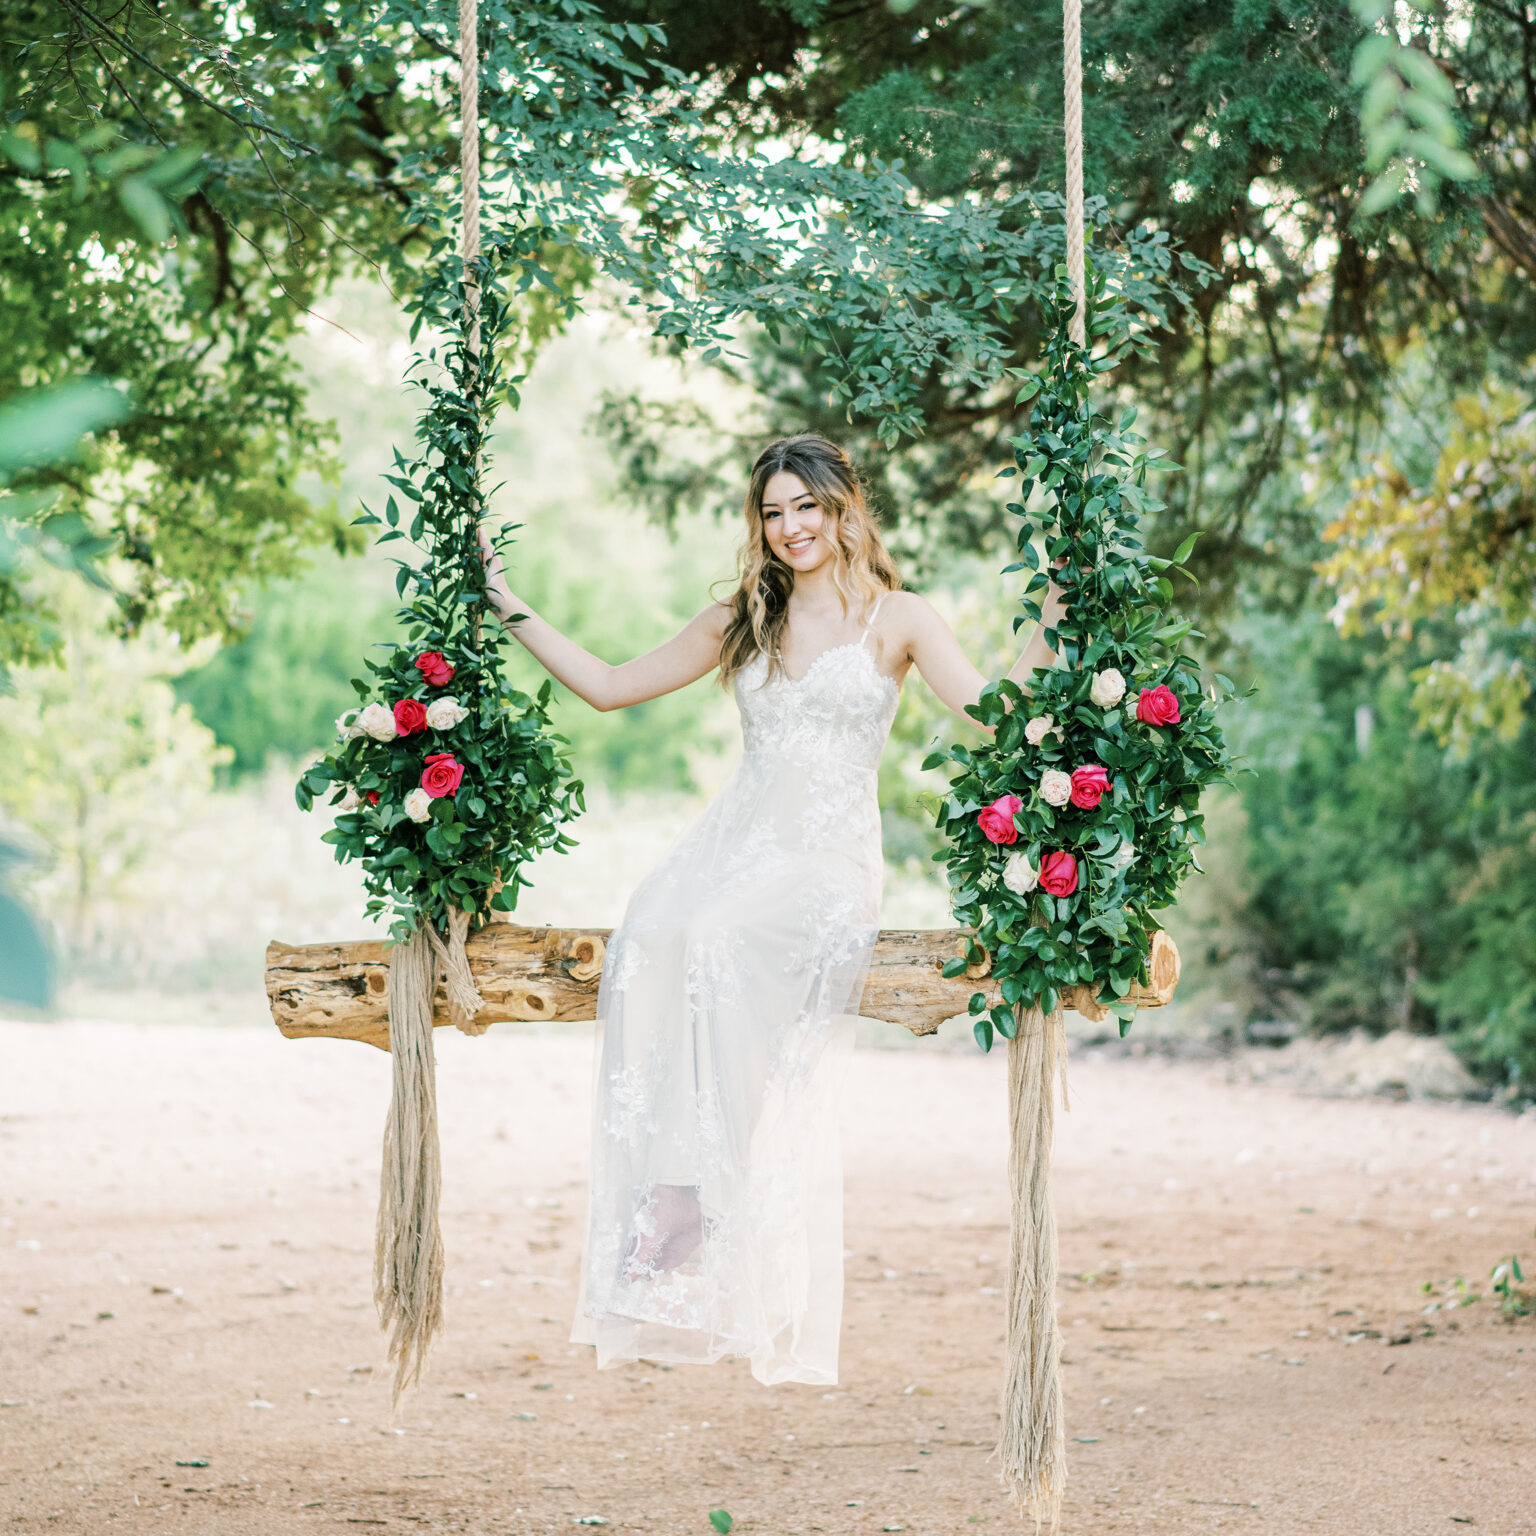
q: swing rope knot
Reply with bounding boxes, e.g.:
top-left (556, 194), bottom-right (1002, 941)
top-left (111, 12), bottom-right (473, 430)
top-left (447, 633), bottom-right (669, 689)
top-left (425, 906), bottom-right (489, 1035)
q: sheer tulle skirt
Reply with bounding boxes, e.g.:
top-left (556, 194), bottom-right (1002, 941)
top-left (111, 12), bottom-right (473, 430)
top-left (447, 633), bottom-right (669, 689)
top-left (569, 748), bottom-right (882, 1386)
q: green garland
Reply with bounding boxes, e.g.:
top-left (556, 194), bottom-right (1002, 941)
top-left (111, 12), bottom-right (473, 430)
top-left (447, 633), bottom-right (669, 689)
top-left (927, 280), bottom-right (1237, 1049)
top-left (295, 248), bottom-right (582, 942)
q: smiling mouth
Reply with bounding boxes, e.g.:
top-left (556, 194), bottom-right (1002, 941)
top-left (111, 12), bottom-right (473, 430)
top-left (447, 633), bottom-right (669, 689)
top-left (785, 535), bottom-right (815, 553)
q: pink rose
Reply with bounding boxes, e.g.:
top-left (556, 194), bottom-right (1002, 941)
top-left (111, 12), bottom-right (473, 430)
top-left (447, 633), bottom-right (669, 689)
top-left (1136, 684), bottom-right (1181, 726)
top-left (977, 794), bottom-right (1023, 845)
top-left (1068, 763), bottom-right (1110, 810)
top-left (415, 650), bottom-right (455, 688)
top-left (393, 698), bottom-right (428, 736)
top-left (1039, 851), bottom-right (1079, 897)
top-left (421, 752), bottom-right (465, 799)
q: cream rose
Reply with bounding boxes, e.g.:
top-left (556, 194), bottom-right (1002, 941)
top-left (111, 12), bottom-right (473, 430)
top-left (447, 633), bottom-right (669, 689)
top-left (1040, 768), bottom-right (1072, 807)
top-left (1090, 667), bottom-right (1127, 708)
top-left (357, 702), bottom-right (398, 742)
top-left (403, 787), bottom-right (433, 823)
top-left (425, 695), bottom-right (470, 731)
top-left (337, 785), bottom-right (362, 811)
top-left (1002, 849), bottom-right (1039, 896)
top-left (1024, 713), bottom-right (1058, 746)
top-left (336, 709), bottom-right (364, 741)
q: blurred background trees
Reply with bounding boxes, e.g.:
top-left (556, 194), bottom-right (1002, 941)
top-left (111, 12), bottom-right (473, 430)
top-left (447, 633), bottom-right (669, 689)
top-left (1, 0), bottom-right (1532, 1095)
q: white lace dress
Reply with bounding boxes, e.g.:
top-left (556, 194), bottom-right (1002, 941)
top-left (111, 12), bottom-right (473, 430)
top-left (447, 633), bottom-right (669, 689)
top-left (570, 598), bottom-right (901, 1386)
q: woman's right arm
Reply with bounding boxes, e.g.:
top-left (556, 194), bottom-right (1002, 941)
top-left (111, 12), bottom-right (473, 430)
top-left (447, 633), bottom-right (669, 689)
top-left (478, 528), bottom-right (730, 712)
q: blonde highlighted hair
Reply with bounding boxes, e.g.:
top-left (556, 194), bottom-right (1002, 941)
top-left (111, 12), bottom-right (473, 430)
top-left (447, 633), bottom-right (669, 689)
top-left (718, 434), bottom-right (902, 688)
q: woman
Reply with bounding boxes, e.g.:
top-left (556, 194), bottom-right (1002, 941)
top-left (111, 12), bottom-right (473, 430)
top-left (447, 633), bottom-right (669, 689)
top-left (479, 433), bottom-right (1064, 1386)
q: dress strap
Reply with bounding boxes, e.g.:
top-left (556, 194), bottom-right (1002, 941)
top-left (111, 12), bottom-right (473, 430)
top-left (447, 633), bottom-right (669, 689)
top-left (860, 591), bottom-right (889, 648)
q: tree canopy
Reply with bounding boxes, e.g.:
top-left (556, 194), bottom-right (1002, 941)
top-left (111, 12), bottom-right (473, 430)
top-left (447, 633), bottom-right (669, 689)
top-left (594, 0), bottom-right (1535, 611)
top-left (3, 0), bottom-right (1183, 668)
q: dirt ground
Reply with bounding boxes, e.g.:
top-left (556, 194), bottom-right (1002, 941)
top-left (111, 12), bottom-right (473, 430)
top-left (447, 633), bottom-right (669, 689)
top-left (2, 1016), bottom-right (1533, 1536)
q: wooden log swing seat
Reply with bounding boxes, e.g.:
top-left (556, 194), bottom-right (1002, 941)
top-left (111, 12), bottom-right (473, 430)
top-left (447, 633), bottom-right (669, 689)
top-left (266, 924), bottom-right (1181, 1051)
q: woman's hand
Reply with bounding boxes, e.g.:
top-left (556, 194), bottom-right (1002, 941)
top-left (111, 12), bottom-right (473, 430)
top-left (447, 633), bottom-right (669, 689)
top-left (472, 524), bottom-right (730, 711)
top-left (477, 526), bottom-right (517, 620)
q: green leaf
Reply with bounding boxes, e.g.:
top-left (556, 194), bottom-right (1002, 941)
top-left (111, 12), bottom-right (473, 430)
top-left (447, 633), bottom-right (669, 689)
top-left (708, 1513), bottom-right (734, 1534)
top-left (117, 177), bottom-right (171, 243)
top-left (940, 956), bottom-right (969, 979)
top-left (1358, 163), bottom-right (1409, 217)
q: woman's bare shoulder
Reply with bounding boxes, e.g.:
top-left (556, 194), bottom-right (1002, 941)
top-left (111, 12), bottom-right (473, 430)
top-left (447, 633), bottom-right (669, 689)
top-left (699, 598), bottom-right (735, 637)
top-left (879, 588), bottom-right (942, 630)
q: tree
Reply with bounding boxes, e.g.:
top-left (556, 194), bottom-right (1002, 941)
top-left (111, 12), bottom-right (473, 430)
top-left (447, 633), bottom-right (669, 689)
top-left (0, 580), bottom-right (232, 973)
top-left (1234, 616), bottom-right (1536, 1092)
top-left (2, 0), bottom-right (1180, 670)
top-left (1321, 387), bottom-right (1536, 750)
top-left (0, 1), bottom-right (430, 651)
top-left (593, 0), bottom-right (1536, 617)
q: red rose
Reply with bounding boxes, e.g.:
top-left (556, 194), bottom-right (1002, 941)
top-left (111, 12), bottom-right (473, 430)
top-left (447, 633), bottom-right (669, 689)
top-left (1068, 763), bottom-right (1110, 810)
top-left (421, 751), bottom-right (465, 799)
top-left (415, 650), bottom-right (455, 688)
top-left (1039, 851), bottom-right (1079, 897)
top-left (977, 793), bottom-right (1023, 845)
top-left (365, 790), bottom-right (380, 805)
top-left (1136, 684), bottom-right (1181, 726)
top-left (393, 698), bottom-right (428, 736)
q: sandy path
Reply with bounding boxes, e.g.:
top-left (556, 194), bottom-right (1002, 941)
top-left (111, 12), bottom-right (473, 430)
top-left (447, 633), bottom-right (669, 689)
top-left (1, 1018), bottom-right (1532, 1536)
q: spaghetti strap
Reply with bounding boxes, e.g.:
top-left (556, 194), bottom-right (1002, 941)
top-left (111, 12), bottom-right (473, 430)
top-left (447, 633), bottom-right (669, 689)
top-left (860, 591), bottom-right (889, 646)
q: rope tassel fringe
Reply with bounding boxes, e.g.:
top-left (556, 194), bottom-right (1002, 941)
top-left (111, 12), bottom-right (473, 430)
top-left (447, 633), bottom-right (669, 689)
top-left (997, 1004), bottom-right (1070, 1531)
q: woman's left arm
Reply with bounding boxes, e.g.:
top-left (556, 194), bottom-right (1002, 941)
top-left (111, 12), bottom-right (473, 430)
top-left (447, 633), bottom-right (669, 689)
top-left (890, 585), bottom-right (1067, 728)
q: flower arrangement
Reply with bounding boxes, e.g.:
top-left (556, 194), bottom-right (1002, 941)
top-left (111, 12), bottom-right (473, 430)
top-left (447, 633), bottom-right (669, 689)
top-left (926, 285), bottom-right (1237, 1050)
top-left (295, 263), bottom-right (582, 943)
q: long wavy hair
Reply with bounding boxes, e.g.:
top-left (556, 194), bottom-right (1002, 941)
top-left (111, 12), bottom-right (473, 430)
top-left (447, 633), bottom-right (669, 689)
top-left (717, 434), bottom-right (903, 688)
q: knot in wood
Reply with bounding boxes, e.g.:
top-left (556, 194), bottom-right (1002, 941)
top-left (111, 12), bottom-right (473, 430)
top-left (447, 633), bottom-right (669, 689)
top-left (562, 934), bottom-right (606, 984)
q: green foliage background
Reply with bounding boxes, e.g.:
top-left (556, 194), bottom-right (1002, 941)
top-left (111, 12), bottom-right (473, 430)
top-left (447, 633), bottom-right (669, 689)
top-left (3, 0), bottom-right (1534, 1094)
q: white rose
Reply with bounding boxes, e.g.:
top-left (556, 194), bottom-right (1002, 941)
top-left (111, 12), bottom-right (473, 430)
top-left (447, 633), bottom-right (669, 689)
top-left (1002, 849), bottom-right (1039, 896)
top-left (403, 787), bottom-right (434, 823)
top-left (337, 786), bottom-right (361, 811)
top-left (336, 709), bottom-right (364, 741)
top-left (1024, 714), bottom-right (1057, 746)
top-left (1040, 768), bottom-right (1072, 807)
top-left (1105, 838), bottom-right (1137, 874)
top-left (357, 702), bottom-right (398, 742)
top-left (425, 695), bottom-right (469, 731)
top-left (1090, 668), bottom-right (1127, 708)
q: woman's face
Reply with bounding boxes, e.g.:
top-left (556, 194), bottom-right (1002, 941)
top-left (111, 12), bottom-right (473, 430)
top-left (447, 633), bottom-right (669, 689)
top-left (760, 471), bottom-right (833, 575)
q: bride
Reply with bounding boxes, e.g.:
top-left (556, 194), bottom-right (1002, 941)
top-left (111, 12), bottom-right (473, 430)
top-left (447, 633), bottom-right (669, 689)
top-left (478, 433), bottom-right (1064, 1386)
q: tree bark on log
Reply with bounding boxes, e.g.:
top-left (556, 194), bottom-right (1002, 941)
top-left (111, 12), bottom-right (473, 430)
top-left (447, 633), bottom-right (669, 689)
top-left (266, 926), bottom-right (1180, 1050)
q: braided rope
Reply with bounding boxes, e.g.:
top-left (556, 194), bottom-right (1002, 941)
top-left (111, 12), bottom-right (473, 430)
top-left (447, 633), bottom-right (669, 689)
top-left (459, 0), bottom-right (481, 359)
top-left (1063, 0), bottom-right (1085, 348)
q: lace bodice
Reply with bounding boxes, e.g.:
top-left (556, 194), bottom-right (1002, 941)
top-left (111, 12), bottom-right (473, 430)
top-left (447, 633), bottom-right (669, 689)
top-left (734, 613), bottom-right (901, 775)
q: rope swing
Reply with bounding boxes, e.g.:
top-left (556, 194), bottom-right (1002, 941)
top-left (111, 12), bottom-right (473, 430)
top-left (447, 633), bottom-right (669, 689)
top-left (338, 10), bottom-right (1212, 1535)
top-left (996, 5), bottom-right (1083, 1525)
top-left (371, 0), bottom-right (487, 1407)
